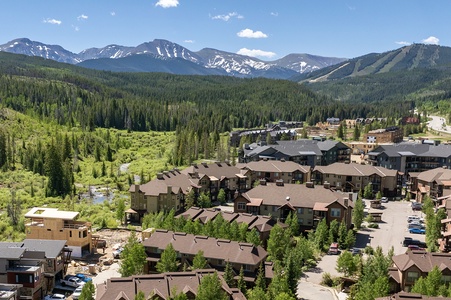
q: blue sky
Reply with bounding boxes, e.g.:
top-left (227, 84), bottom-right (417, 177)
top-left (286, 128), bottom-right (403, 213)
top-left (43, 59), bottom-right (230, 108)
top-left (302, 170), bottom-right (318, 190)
top-left (2, 0), bottom-right (450, 60)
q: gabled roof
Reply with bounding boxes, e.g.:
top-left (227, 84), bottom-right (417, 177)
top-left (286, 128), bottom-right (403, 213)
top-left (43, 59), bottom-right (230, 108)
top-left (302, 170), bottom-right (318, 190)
top-left (237, 160), bottom-right (310, 174)
top-left (97, 270), bottom-right (245, 300)
top-left (142, 230), bottom-right (267, 266)
top-left (314, 162), bottom-right (398, 177)
top-left (416, 167), bottom-right (451, 184)
top-left (0, 239), bottom-right (67, 259)
top-left (392, 251), bottom-right (451, 273)
top-left (181, 162), bottom-right (247, 181)
top-left (130, 169), bottom-right (197, 196)
top-left (239, 182), bottom-right (352, 210)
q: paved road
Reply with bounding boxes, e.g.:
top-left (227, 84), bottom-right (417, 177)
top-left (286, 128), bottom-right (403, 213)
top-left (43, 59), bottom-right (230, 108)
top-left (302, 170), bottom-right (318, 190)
top-left (427, 115), bottom-right (451, 134)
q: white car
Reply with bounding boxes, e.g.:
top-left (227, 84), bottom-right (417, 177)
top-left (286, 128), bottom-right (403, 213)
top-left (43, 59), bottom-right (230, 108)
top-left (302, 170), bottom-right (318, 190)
top-left (72, 286), bottom-right (83, 300)
top-left (381, 197), bottom-right (388, 203)
top-left (44, 294), bottom-right (67, 300)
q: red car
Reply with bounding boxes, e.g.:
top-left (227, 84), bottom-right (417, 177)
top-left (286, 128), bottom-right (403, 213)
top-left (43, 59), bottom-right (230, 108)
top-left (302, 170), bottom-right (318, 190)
top-left (407, 245), bottom-right (425, 251)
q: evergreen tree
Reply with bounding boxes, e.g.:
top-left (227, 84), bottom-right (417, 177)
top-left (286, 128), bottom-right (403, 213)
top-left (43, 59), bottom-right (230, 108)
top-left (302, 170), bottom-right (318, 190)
top-left (196, 272), bottom-right (228, 300)
top-left (156, 243), bottom-right (178, 273)
top-left (336, 251), bottom-right (358, 277)
top-left (363, 183), bottom-right (373, 199)
top-left (116, 198), bottom-right (125, 224)
top-left (7, 189), bottom-right (22, 227)
top-left (217, 188), bottom-right (226, 205)
top-left (246, 228), bottom-right (261, 246)
top-left (45, 142), bottom-right (69, 197)
top-left (192, 250), bottom-right (207, 270)
top-left (314, 218), bottom-right (329, 252)
top-left (352, 197), bottom-right (365, 229)
top-left (79, 280), bottom-right (95, 300)
top-left (134, 291), bottom-right (145, 300)
top-left (255, 263), bottom-right (266, 291)
top-left (223, 260), bottom-right (235, 287)
top-left (237, 266), bottom-right (246, 293)
top-left (338, 220), bottom-right (348, 249)
top-left (185, 189), bottom-right (196, 209)
top-left (119, 232), bottom-right (147, 277)
top-left (267, 224), bottom-right (290, 262)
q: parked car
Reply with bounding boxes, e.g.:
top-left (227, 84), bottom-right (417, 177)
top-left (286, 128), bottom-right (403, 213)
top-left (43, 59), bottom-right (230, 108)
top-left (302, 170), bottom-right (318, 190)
top-left (408, 222), bottom-right (425, 230)
top-left (351, 248), bottom-right (361, 256)
top-left (409, 228), bottom-right (426, 234)
top-left (407, 215), bottom-right (420, 223)
top-left (44, 294), bottom-right (67, 300)
top-left (60, 275), bottom-right (85, 288)
top-left (407, 244), bottom-right (425, 251)
top-left (411, 202), bottom-right (423, 211)
top-left (72, 286), bottom-right (83, 300)
top-left (75, 273), bottom-right (92, 282)
top-left (381, 197), bottom-right (388, 203)
top-left (328, 242), bottom-right (339, 255)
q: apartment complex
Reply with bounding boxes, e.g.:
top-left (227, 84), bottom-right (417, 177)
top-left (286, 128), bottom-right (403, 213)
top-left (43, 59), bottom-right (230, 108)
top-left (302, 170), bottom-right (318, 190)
top-left (130, 163), bottom-right (251, 220)
top-left (237, 159), bottom-right (310, 185)
top-left (234, 181), bottom-right (353, 230)
top-left (142, 230), bottom-right (267, 282)
top-left (363, 126), bottom-right (404, 144)
top-left (96, 269), bottom-right (246, 300)
top-left (367, 143), bottom-right (451, 174)
top-left (312, 162), bottom-right (401, 197)
top-left (408, 167), bottom-right (451, 202)
top-left (240, 139), bottom-right (351, 168)
top-left (24, 207), bottom-right (92, 257)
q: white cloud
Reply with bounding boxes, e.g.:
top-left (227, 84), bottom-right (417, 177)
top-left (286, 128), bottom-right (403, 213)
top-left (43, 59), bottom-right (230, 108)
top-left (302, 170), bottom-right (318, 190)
top-left (396, 41), bottom-right (411, 46)
top-left (77, 14), bottom-right (88, 21)
top-left (43, 18), bottom-right (62, 25)
top-left (211, 12), bottom-right (243, 21)
top-left (111, 12), bottom-right (116, 16)
top-left (237, 48), bottom-right (276, 58)
top-left (72, 25), bottom-right (80, 32)
top-left (422, 36), bottom-right (439, 45)
top-left (155, 0), bottom-right (179, 8)
top-left (184, 40), bottom-right (194, 43)
top-left (270, 12), bottom-right (278, 17)
top-left (237, 28), bottom-right (268, 39)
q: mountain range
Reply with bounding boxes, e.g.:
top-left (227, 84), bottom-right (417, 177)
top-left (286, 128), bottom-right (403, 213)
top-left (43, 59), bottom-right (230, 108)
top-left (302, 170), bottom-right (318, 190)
top-left (0, 38), bottom-right (346, 79)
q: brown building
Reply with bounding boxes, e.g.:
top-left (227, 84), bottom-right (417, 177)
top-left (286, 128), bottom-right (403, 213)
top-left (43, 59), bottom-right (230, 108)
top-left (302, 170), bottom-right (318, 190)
top-left (0, 240), bottom-right (69, 300)
top-left (181, 162), bottom-right (251, 201)
top-left (142, 230), bottom-right (267, 282)
top-left (233, 181), bottom-right (353, 230)
top-left (312, 162), bottom-right (401, 198)
top-left (24, 207), bottom-right (92, 257)
top-left (130, 163), bottom-right (251, 221)
top-left (376, 292), bottom-right (446, 300)
top-left (0, 284), bottom-right (21, 300)
top-left (237, 160), bottom-right (310, 185)
top-left (363, 126), bottom-right (404, 144)
top-left (408, 167), bottom-right (451, 202)
top-left (391, 251), bottom-right (451, 292)
top-left (177, 207), bottom-right (287, 244)
top-left (96, 269), bottom-right (246, 300)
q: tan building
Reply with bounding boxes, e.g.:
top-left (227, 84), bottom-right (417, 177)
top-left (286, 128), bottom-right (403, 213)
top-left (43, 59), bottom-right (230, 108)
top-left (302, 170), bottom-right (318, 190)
top-left (408, 167), bottom-right (451, 202)
top-left (391, 251), bottom-right (451, 292)
top-left (237, 159), bottom-right (310, 185)
top-left (234, 181), bottom-right (353, 230)
top-left (142, 230), bottom-right (267, 282)
top-left (363, 126), bottom-right (404, 144)
top-left (24, 207), bottom-right (92, 257)
top-left (96, 269), bottom-right (246, 300)
top-left (181, 162), bottom-right (251, 200)
top-left (312, 162), bottom-right (401, 198)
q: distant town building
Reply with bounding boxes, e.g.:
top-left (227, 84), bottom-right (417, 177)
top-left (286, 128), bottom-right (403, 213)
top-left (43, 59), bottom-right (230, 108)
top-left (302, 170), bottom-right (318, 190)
top-left (362, 126), bottom-right (404, 144)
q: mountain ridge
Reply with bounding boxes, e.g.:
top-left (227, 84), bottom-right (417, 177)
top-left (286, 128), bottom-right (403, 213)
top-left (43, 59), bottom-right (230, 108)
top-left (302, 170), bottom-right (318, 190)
top-left (0, 38), bottom-right (345, 79)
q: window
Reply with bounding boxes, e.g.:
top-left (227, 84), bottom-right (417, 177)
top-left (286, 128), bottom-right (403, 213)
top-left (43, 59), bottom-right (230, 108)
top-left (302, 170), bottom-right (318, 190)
top-left (297, 208), bottom-right (304, 214)
top-left (331, 208), bottom-right (341, 217)
top-left (299, 218), bottom-right (304, 224)
top-left (264, 205), bottom-right (268, 211)
top-left (407, 271), bottom-right (419, 283)
top-left (274, 172), bottom-right (279, 177)
top-left (442, 275), bottom-right (451, 284)
top-left (237, 202), bottom-right (246, 210)
top-left (308, 209), bottom-right (313, 214)
top-left (244, 264), bottom-right (252, 271)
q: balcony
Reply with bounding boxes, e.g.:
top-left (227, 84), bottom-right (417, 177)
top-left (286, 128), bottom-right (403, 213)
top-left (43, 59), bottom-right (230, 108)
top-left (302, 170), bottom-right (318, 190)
top-left (63, 221), bottom-right (91, 230)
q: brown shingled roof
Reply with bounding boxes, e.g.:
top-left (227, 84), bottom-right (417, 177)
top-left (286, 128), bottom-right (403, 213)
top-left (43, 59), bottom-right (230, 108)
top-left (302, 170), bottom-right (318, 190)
top-left (416, 168), bottom-right (451, 184)
top-left (314, 162), bottom-right (398, 177)
top-left (182, 162), bottom-right (247, 181)
top-left (241, 182), bottom-right (350, 209)
top-left (97, 269), bottom-right (246, 300)
top-left (142, 230), bottom-right (267, 266)
top-left (238, 160), bottom-right (310, 174)
top-left (392, 251), bottom-right (451, 273)
top-left (133, 169), bottom-right (198, 196)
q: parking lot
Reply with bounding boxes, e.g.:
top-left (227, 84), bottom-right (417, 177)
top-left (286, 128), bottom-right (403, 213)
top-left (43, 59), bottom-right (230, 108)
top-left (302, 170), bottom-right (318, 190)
top-left (355, 200), bottom-right (426, 255)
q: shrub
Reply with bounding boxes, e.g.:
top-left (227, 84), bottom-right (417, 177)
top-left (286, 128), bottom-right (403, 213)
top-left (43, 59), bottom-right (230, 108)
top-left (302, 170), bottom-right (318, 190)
top-left (321, 272), bottom-right (334, 287)
top-left (368, 223), bottom-right (379, 229)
